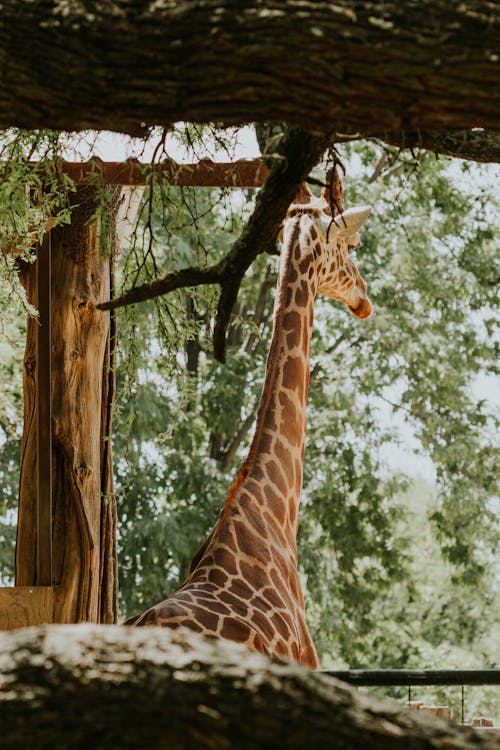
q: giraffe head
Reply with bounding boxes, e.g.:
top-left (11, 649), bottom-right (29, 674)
top-left (284, 183), bottom-right (372, 319)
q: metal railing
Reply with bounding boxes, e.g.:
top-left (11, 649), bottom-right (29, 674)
top-left (323, 669), bottom-right (500, 724)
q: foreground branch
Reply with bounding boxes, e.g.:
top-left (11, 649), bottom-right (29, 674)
top-left (99, 128), bottom-right (330, 362)
top-left (0, 625), bottom-right (497, 750)
top-left (1, 2), bottom-right (499, 141)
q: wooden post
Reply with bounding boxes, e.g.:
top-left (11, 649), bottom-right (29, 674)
top-left (36, 232), bottom-right (53, 586)
top-left (16, 187), bottom-right (119, 624)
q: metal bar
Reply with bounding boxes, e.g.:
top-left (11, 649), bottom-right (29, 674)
top-left (36, 231), bottom-right (53, 586)
top-left (324, 670), bottom-right (500, 686)
top-left (59, 159), bottom-right (269, 188)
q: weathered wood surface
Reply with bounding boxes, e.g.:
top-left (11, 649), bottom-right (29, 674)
top-left (15, 187), bottom-right (118, 624)
top-left (61, 159), bottom-right (269, 187)
top-left (0, 625), bottom-right (498, 750)
top-left (0, 1), bottom-right (499, 162)
top-left (0, 587), bottom-right (54, 630)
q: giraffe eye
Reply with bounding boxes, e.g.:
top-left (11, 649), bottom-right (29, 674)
top-left (348, 233), bottom-right (361, 249)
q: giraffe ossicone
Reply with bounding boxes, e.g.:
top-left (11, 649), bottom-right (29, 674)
top-left (318, 204), bottom-right (372, 239)
top-left (126, 178), bottom-right (372, 669)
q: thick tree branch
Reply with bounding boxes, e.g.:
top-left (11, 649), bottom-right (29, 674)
top-left (1, 1), bottom-right (499, 145)
top-left (212, 128), bottom-right (331, 361)
top-left (99, 128), bottom-right (331, 362)
top-left (373, 130), bottom-right (500, 164)
top-left (0, 625), bottom-right (498, 750)
top-left (98, 266), bottom-right (222, 310)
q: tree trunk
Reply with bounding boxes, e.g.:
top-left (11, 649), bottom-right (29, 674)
top-left (15, 187), bottom-right (119, 624)
top-left (0, 1), bottom-right (499, 143)
top-left (0, 625), bottom-right (498, 750)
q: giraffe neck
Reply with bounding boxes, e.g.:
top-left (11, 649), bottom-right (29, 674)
top-left (188, 215), bottom-right (318, 576)
top-left (226, 215), bottom-right (317, 537)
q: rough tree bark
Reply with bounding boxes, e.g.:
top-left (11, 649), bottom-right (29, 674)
top-left (0, 625), bottom-right (498, 750)
top-left (0, 1), bottom-right (499, 161)
top-left (15, 187), bottom-right (119, 624)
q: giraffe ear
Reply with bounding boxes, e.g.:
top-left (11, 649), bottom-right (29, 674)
top-left (316, 205), bottom-right (371, 240)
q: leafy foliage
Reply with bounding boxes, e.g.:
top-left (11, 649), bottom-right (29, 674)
top-left (0, 132), bottom-right (498, 719)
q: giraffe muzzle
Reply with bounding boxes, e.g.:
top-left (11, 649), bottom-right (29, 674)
top-left (348, 295), bottom-right (373, 319)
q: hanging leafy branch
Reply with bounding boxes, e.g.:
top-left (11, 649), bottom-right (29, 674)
top-left (98, 127), bottom-right (332, 362)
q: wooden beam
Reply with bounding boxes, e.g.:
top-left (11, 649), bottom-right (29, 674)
top-left (58, 158), bottom-right (268, 188)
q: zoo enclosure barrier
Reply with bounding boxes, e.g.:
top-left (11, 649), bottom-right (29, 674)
top-left (324, 669), bottom-right (500, 728)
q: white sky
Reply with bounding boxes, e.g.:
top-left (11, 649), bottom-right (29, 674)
top-left (76, 127), bottom-right (261, 163)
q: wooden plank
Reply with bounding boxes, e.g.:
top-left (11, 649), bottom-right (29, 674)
top-left (59, 158), bottom-right (268, 187)
top-left (36, 232), bottom-right (53, 585)
top-left (0, 587), bottom-right (54, 630)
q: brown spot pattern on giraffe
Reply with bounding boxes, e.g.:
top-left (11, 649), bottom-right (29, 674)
top-left (274, 438), bottom-right (293, 474)
top-left (283, 309), bottom-right (301, 335)
top-left (266, 459), bottom-right (288, 496)
top-left (229, 578), bottom-right (253, 600)
top-left (278, 391), bottom-right (302, 447)
top-left (295, 280), bottom-right (309, 307)
top-left (219, 589), bottom-right (249, 616)
top-left (233, 519), bottom-right (272, 564)
top-left (250, 609), bottom-right (276, 641)
top-left (262, 586), bottom-right (286, 609)
top-left (303, 316), bottom-right (311, 352)
top-left (208, 567), bottom-right (229, 587)
top-left (262, 484), bottom-right (287, 527)
top-left (180, 619), bottom-right (203, 632)
top-left (220, 617), bottom-right (254, 643)
top-left (299, 256), bottom-right (311, 275)
top-left (241, 499), bottom-right (269, 540)
top-left (213, 546), bottom-right (238, 576)
top-left (282, 356), bottom-right (304, 394)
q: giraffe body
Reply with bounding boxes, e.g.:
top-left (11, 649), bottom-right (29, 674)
top-left (128, 183), bottom-right (372, 669)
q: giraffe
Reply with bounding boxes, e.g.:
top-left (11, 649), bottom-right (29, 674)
top-left (126, 177), bottom-right (372, 669)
